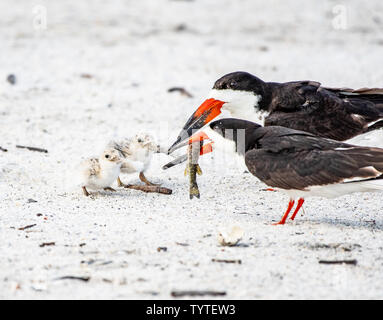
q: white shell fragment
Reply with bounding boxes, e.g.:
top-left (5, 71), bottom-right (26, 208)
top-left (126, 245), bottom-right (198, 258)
top-left (218, 226), bottom-right (244, 247)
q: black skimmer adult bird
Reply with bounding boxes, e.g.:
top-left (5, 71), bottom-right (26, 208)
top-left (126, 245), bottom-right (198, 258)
top-left (167, 71), bottom-right (383, 156)
top-left (205, 118), bottom-right (383, 225)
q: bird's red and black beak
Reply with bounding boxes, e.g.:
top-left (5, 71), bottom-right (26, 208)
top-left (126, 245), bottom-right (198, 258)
top-left (162, 131), bottom-right (214, 170)
top-left (167, 98), bottom-right (224, 154)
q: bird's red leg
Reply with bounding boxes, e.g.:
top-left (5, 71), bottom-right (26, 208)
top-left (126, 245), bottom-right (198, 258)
top-left (290, 198), bottom-right (305, 221)
top-left (272, 200), bottom-right (295, 225)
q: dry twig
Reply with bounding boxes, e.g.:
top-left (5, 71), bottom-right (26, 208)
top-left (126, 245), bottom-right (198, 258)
top-left (16, 145), bottom-right (48, 153)
top-left (125, 184), bottom-right (172, 195)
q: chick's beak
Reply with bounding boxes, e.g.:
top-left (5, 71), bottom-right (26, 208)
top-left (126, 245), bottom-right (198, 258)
top-left (111, 155), bottom-right (122, 163)
top-left (167, 98), bottom-right (224, 154)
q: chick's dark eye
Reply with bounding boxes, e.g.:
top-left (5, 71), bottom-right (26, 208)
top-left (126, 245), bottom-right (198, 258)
top-left (105, 154), bottom-right (110, 159)
top-left (137, 138), bottom-right (143, 143)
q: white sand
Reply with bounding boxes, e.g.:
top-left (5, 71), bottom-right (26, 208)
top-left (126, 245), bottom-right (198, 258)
top-left (1, 0), bottom-right (383, 299)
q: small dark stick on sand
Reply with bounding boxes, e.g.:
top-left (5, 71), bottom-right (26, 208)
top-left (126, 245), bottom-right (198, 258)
top-left (171, 290), bottom-right (226, 298)
top-left (39, 242), bottom-right (55, 247)
top-left (167, 87), bottom-right (193, 98)
top-left (16, 145), bottom-right (48, 153)
top-left (319, 259), bottom-right (357, 265)
top-left (18, 224), bottom-right (37, 231)
top-left (80, 73), bottom-right (93, 79)
top-left (55, 276), bottom-right (90, 282)
top-left (124, 184), bottom-right (172, 195)
top-left (212, 258), bottom-right (242, 264)
top-left (0, 146), bottom-right (7, 152)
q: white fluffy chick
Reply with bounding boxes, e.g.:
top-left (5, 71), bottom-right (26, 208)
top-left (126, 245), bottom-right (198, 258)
top-left (108, 133), bottom-right (164, 187)
top-left (79, 148), bottom-right (122, 196)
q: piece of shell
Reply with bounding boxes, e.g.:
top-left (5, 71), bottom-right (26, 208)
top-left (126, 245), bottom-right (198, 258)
top-left (218, 226), bottom-right (244, 246)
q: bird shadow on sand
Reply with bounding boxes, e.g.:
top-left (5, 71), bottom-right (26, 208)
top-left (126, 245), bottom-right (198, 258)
top-left (303, 217), bottom-right (383, 231)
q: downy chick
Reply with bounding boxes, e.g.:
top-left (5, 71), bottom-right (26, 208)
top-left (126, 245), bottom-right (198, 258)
top-left (108, 133), bottom-right (165, 187)
top-left (79, 148), bottom-right (122, 196)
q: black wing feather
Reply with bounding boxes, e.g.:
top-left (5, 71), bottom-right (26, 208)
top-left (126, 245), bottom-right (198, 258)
top-left (265, 82), bottom-right (383, 140)
top-left (245, 128), bottom-right (383, 190)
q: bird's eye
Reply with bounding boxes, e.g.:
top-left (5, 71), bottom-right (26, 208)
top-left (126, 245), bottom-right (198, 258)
top-left (138, 138), bottom-right (143, 143)
top-left (105, 154), bottom-right (110, 159)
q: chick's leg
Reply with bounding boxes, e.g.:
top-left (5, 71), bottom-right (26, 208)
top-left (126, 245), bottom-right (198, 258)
top-left (82, 186), bottom-right (90, 197)
top-left (117, 177), bottom-right (128, 188)
top-left (139, 172), bottom-right (161, 186)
